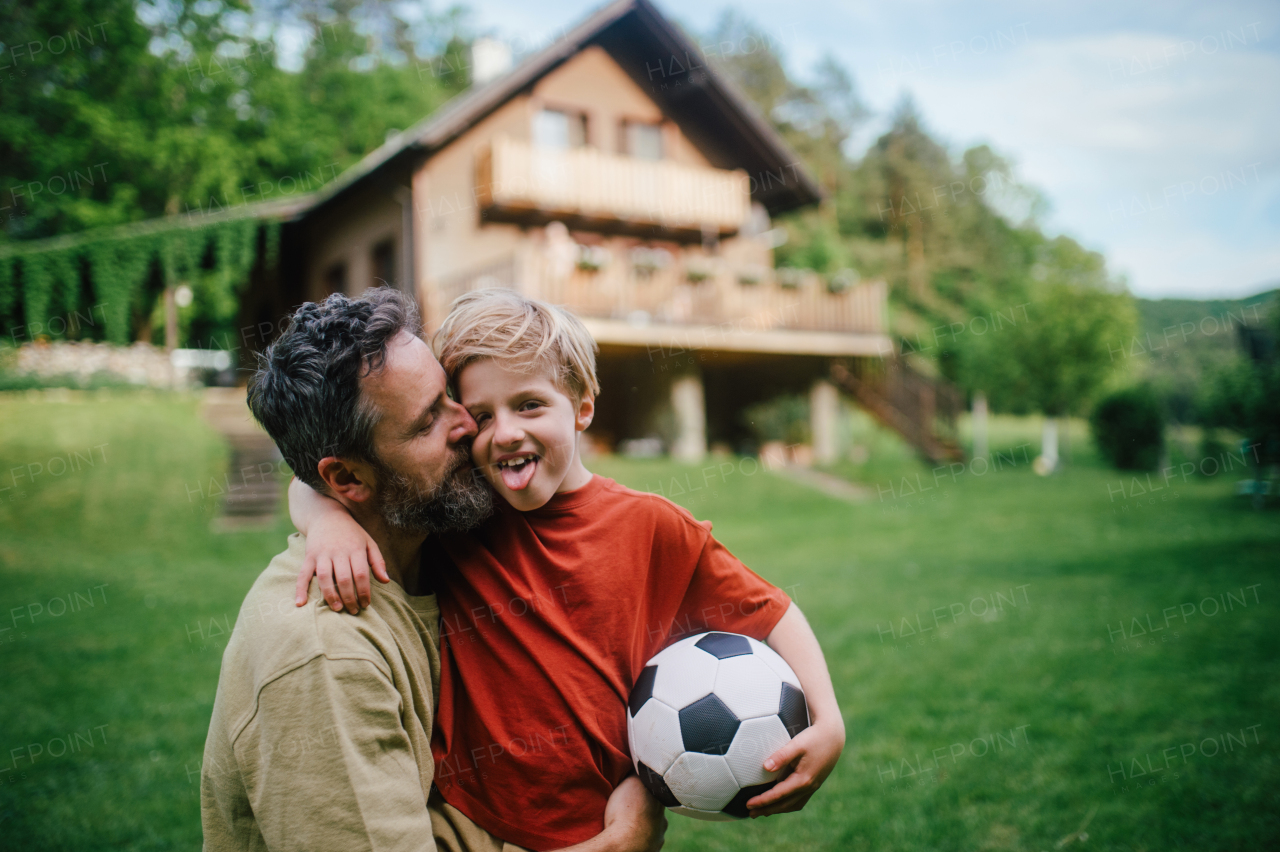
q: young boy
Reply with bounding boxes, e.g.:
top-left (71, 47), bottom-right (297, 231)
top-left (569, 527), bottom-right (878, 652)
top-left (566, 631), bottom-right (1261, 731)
top-left (290, 290), bottom-right (845, 850)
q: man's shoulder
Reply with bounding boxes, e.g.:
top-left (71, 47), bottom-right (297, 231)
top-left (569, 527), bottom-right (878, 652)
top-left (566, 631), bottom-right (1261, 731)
top-left (215, 536), bottom-right (393, 723)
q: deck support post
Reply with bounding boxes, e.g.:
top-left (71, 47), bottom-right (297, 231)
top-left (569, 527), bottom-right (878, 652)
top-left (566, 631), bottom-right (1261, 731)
top-left (670, 373), bottom-right (706, 464)
top-left (811, 379), bottom-right (839, 465)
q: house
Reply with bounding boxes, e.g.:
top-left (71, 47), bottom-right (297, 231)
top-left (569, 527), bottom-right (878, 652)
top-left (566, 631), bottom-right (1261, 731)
top-left (1, 0), bottom-right (960, 462)
top-left (276, 0), bottom-right (912, 462)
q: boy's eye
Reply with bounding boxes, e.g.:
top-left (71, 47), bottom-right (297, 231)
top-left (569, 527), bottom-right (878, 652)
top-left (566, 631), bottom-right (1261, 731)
top-left (472, 412), bottom-right (491, 427)
top-left (519, 400), bottom-right (542, 412)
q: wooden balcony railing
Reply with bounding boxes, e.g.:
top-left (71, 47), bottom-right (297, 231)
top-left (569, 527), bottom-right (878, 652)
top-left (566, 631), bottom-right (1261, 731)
top-left (432, 250), bottom-right (887, 337)
top-left (475, 137), bottom-right (751, 239)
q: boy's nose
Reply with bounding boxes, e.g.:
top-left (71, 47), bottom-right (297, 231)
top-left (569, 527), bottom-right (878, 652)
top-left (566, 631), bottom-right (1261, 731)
top-left (493, 412), bottom-right (525, 447)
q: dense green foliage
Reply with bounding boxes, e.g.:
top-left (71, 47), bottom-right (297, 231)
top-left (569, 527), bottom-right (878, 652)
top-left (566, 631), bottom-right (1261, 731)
top-left (1, 395), bottom-right (1276, 849)
top-left (1090, 385), bottom-right (1166, 471)
top-left (742, 393), bottom-right (810, 445)
top-left (1196, 306), bottom-right (1280, 468)
top-left (960, 278), bottom-right (1138, 417)
top-left (1, 0), bottom-right (467, 241)
top-left (0, 218), bottom-right (273, 345)
top-left (1133, 291), bottom-right (1276, 422)
top-left (0, 0), bottom-right (468, 347)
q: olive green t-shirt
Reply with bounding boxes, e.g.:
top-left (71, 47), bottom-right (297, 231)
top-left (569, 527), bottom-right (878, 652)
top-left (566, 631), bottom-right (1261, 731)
top-left (201, 533), bottom-right (441, 852)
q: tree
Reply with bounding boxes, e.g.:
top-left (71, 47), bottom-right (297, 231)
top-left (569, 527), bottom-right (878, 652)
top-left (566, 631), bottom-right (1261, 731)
top-left (0, 0), bottom-right (469, 347)
top-left (0, 0), bottom-right (468, 243)
top-left (1198, 308), bottom-right (1280, 505)
top-left (962, 236), bottom-right (1138, 469)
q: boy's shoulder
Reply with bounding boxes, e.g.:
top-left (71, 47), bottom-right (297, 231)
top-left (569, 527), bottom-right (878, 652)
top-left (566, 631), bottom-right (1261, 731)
top-left (592, 475), bottom-right (712, 537)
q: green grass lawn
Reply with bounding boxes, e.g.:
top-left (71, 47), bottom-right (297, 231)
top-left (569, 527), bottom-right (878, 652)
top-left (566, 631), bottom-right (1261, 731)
top-left (1, 392), bottom-right (1277, 851)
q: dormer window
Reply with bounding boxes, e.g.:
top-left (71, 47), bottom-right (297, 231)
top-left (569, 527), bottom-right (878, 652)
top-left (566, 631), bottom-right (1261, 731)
top-left (534, 109), bottom-right (587, 149)
top-left (623, 121), bottom-right (663, 160)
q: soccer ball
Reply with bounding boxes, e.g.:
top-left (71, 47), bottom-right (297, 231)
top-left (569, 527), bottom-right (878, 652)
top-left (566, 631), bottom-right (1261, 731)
top-left (627, 631), bottom-right (810, 820)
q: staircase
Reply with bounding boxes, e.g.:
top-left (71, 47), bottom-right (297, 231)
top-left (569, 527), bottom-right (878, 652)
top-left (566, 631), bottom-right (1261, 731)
top-left (831, 358), bottom-right (964, 463)
top-left (199, 387), bottom-right (285, 528)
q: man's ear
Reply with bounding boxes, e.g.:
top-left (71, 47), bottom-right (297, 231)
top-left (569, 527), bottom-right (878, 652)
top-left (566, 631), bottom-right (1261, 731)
top-left (575, 393), bottom-right (595, 432)
top-left (315, 457), bottom-right (377, 505)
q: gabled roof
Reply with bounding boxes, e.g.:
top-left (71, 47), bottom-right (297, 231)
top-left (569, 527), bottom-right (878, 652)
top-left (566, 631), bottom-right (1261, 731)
top-left (299, 0), bottom-right (821, 221)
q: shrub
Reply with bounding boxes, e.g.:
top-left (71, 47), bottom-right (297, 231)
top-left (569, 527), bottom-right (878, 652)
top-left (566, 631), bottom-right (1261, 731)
top-left (743, 394), bottom-right (810, 446)
top-left (1091, 385), bottom-right (1165, 470)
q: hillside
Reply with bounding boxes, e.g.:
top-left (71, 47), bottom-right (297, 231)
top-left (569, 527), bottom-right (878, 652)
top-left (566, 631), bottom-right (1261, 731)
top-left (1131, 288), bottom-right (1277, 420)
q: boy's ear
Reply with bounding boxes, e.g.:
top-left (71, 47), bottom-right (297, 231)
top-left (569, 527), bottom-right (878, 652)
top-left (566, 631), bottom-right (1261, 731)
top-left (574, 393), bottom-right (595, 432)
top-left (316, 457), bottom-right (377, 506)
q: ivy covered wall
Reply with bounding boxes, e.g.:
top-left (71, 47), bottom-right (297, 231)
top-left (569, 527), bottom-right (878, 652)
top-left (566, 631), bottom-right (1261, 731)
top-left (0, 218), bottom-right (281, 349)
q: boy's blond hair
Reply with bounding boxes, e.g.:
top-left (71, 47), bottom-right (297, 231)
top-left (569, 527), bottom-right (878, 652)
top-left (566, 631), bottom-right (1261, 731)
top-left (434, 289), bottom-right (600, 401)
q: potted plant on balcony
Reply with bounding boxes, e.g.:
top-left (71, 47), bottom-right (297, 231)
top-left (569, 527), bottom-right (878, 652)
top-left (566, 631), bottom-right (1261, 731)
top-left (737, 265), bottom-right (766, 286)
top-left (685, 257), bottom-right (716, 284)
top-left (576, 244), bottom-right (611, 272)
top-left (631, 247), bottom-right (672, 278)
top-left (776, 267), bottom-right (807, 289)
top-left (827, 268), bottom-right (860, 294)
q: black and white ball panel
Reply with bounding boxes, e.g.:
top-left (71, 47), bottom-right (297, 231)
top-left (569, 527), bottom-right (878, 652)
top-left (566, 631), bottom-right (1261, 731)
top-left (628, 696), bottom-right (684, 772)
top-left (724, 715), bottom-right (792, 787)
top-left (627, 631), bottom-right (811, 820)
top-left (650, 645), bottom-right (720, 709)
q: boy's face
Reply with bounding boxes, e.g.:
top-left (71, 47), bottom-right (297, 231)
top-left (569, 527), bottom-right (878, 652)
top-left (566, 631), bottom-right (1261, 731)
top-left (456, 358), bottom-right (593, 512)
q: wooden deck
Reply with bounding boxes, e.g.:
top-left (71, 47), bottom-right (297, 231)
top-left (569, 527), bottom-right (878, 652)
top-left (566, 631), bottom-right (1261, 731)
top-left (432, 250), bottom-right (888, 339)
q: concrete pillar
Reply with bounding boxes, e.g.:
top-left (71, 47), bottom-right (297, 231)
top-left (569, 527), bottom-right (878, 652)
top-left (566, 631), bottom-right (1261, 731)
top-left (670, 373), bottom-right (706, 463)
top-left (810, 379), bottom-right (839, 465)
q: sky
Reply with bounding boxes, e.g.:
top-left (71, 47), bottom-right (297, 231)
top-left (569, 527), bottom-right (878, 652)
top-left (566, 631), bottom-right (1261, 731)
top-left (460, 0), bottom-right (1279, 300)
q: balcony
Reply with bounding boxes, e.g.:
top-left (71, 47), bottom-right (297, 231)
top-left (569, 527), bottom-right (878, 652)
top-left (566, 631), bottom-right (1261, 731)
top-left (432, 249), bottom-right (890, 356)
top-left (475, 137), bottom-right (751, 240)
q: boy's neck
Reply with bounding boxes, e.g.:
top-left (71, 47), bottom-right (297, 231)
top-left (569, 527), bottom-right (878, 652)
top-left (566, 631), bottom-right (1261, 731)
top-left (557, 457), bottom-right (593, 495)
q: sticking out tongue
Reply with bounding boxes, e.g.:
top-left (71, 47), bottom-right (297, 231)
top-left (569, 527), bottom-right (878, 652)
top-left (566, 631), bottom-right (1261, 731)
top-left (500, 457), bottom-right (538, 491)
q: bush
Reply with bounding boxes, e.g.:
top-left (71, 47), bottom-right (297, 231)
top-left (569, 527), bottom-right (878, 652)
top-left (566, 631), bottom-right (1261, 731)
top-left (1091, 385), bottom-right (1165, 470)
top-left (743, 394), bottom-right (810, 446)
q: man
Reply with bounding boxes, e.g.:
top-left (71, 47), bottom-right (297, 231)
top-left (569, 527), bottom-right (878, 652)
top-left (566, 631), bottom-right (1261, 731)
top-left (200, 289), bottom-right (664, 852)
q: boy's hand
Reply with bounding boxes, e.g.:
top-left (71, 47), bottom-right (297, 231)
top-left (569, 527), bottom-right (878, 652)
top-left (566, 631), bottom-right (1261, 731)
top-left (294, 518), bottom-right (388, 613)
top-left (745, 718), bottom-right (845, 817)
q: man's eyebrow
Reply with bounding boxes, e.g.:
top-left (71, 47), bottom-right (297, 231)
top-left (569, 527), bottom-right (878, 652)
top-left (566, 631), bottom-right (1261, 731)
top-left (405, 390), bottom-right (444, 435)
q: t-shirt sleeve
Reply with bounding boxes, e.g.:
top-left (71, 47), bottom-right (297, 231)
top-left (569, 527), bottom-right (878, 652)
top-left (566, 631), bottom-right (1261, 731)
top-left (232, 656), bottom-right (436, 852)
top-left (671, 520), bottom-right (792, 642)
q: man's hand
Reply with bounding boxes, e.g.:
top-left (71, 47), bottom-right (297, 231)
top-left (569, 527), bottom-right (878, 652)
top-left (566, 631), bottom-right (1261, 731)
top-left (746, 717), bottom-right (845, 817)
top-left (602, 775), bottom-right (666, 852)
top-left (556, 775), bottom-right (666, 852)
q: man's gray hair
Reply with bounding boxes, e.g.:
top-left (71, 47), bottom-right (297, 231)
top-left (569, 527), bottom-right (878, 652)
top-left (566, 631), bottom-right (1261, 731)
top-left (247, 288), bottom-right (418, 490)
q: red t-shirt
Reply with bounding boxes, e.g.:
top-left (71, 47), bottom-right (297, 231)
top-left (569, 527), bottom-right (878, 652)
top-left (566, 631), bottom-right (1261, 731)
top-left (429, 475), bottom-right (791, 851)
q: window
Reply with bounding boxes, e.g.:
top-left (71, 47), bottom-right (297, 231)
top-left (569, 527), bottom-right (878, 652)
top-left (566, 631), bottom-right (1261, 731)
top-left (323, 262), bottom-right (347, 297)
top-left (372, 239), bottom-right (395, 288)
top-left (624, 122), bottom-right (663, 161)
top-left (533, 109), bottom-right (587, 149)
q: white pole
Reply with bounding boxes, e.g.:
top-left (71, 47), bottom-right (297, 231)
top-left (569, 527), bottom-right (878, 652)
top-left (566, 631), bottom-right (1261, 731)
top-left (972, 391), bottom-right (988, 461)
top-left (1039, 417), bottom-right (1059, 474)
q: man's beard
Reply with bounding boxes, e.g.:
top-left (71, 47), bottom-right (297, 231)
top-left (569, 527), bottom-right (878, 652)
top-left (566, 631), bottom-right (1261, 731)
top-left (373, 446), bottom-right (494, 535)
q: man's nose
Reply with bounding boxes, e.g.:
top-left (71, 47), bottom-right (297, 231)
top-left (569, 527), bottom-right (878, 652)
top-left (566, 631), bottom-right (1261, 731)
top-left (444, 398), bottom-right (477, 445)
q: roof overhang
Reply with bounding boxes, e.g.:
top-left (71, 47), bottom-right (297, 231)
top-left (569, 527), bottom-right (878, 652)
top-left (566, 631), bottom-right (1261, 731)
top-left (297, 0), bottom-right (820, 224)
